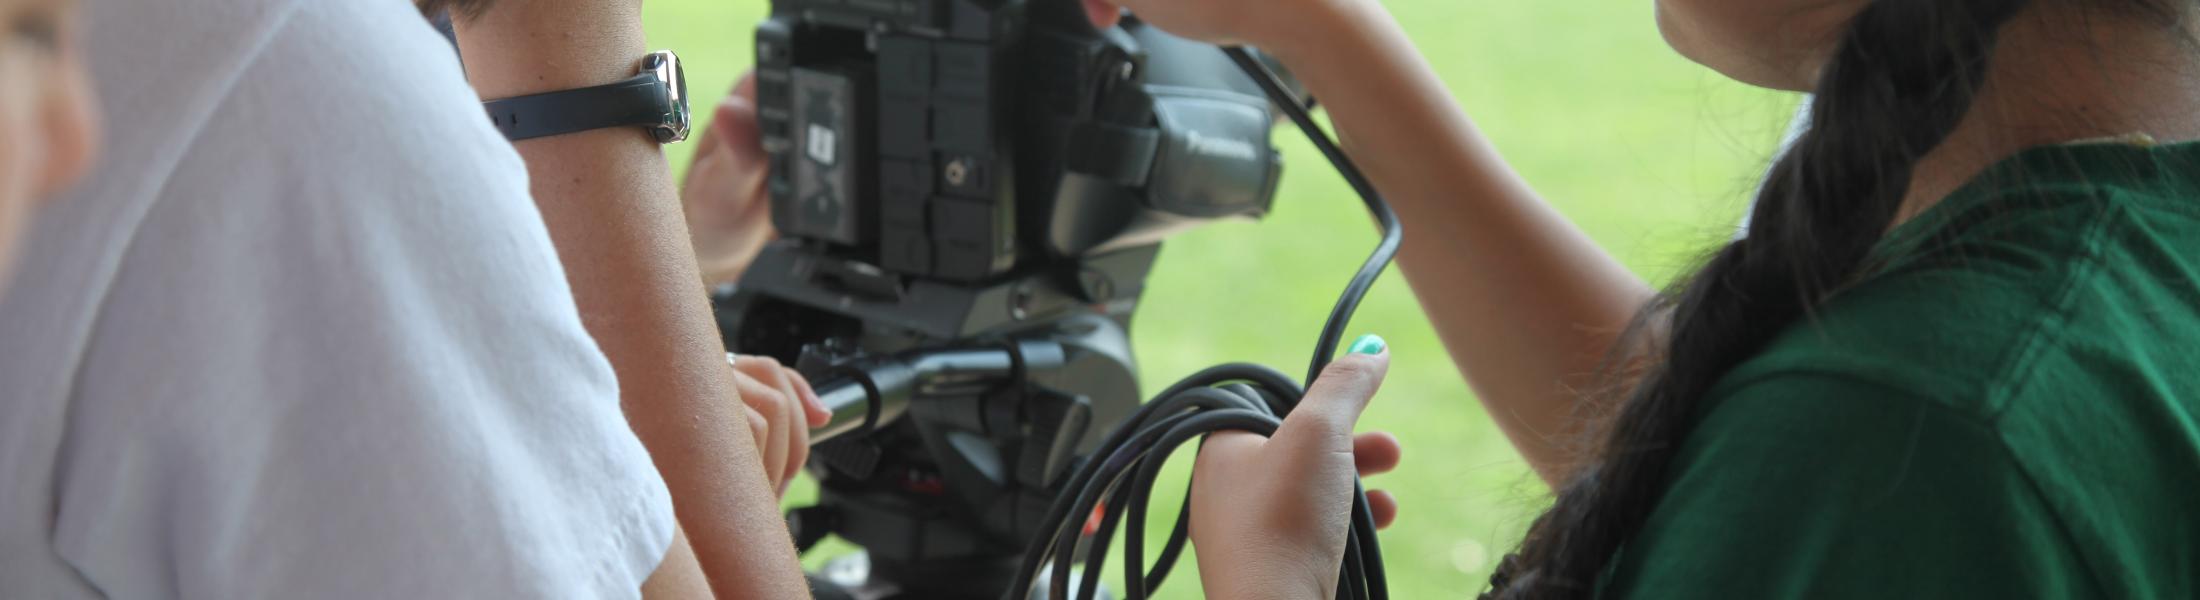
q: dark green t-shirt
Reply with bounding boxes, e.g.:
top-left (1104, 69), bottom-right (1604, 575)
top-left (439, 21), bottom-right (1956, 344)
top-left (1603, 141), bottom-right (2200, 598)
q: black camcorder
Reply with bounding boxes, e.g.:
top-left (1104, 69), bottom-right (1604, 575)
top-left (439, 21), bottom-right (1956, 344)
top-left (712, 0), bottom-right (1307, 597)
top-left (749, 0), bottom-right (1286, 280)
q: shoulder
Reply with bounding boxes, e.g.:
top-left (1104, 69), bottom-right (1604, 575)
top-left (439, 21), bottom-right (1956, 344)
top-left (1604, 374), bottom-right (2101, 598)
top-left (10, 2), bottom-right (677, 597)
top-left (1639, 154), bottom-right (2200, 596)
top-left (182, 0), bottom-right (533, 216)
top-left (1716, 163), bottom-right (2200, 419)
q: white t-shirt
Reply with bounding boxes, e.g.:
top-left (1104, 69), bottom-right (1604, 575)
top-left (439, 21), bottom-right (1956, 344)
top-left (0, 1), bottom-right (675, 597)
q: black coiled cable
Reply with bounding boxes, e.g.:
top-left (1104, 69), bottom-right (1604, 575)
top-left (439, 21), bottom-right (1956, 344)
top-left (1008, 46), bottom-right (1402, 600)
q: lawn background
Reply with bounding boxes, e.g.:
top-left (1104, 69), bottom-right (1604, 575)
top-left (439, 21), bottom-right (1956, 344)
top-left (642, 1), bottom-right (1798, 597)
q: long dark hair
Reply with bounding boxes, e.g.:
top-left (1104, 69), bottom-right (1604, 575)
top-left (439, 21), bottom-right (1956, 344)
top-left (1483, 0), bottom-right (2105, 596)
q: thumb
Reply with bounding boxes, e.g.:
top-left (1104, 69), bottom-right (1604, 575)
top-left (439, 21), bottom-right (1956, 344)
top-left (1274, 335), bottom-right (1390, 457)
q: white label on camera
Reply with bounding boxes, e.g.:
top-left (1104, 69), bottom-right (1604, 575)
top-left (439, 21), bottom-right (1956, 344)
top-left (1185, 130), bottom-right (1258, 162)
top-left (807, 124), bottom-right (839, 166)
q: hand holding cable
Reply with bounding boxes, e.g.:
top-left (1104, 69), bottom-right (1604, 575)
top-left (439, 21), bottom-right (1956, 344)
top-left (1011, 353), bottom-right (1401, 600)
top-left (1190, 341), bottom-right (1401, 599)
top-left (1009, 31), bottom-right (1407, 600)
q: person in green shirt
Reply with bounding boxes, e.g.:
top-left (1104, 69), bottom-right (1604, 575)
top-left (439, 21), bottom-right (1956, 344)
top-left (1066, 0), bottom-right (2200, 597)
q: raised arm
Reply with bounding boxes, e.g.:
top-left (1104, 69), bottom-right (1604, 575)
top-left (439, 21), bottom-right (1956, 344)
top-left (444, 2), bottom-right (811, 597)
top-left (1100, 0), bottom-right (1655, 483)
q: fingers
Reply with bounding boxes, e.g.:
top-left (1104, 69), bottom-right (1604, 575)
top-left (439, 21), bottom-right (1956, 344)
top-left (730, 368), bottom-right (790, 493)
top-left (744, 404), bottom-right (769, 456)
top-left (1352, 431), bottom-right (1402, 476)
top-left (782, 378), bottom-right (810, 492)
top-left (686, 71), bottom-right (756, 167)
top-left (763, 388), bottom-right (792, 495)
top-left (687, 70), bottom-right (782, 286)
top-left (686, 114), bottom-right (721, 162)
top-left (786, 366), bottom-right (831, 428)
top-left (734, 68), bottom-right (757, 103)
top-left (1365, 489), bottom-right (1398, 530)
top-left (1355, 432), bottom-right (1402, 529)
top-left (732, 355), bottom-right (784, 391)
top-left (713, 71), bottom-right (766, 170)
top-left (1083, 0), bottom-right (1123, 29)
top-left (1274, 348), bottom-right (1390, 456)
top-left (735, 357), bottom-right (809, 495)
top-left (770, 366), bottom-right (812, 490)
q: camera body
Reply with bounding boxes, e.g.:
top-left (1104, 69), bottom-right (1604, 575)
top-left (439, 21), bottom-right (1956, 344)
top-left (719, 0), bottom-right (1296, 596)
top-left (751, 0), bottom-right (1284, 278)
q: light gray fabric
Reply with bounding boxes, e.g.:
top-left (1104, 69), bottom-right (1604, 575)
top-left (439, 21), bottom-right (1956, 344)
top-left (0, 1), bottom-right (674, 597)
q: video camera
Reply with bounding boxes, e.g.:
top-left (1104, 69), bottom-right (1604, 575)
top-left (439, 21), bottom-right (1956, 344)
top-left (711, 0), bottom-right (1343, 598)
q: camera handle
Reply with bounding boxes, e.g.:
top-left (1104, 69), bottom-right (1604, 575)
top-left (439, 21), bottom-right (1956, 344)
top-left (806, 339), bottom-right (1065, 445)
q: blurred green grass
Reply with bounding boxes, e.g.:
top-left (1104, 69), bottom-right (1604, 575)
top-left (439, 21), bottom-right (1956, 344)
top-left (644, 1), bottom-right (1796, 597)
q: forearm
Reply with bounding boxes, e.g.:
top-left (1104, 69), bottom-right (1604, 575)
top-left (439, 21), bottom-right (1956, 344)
top-left (1262, 2), bottom-right (1655, 483)
top-left (451, 5), bottom-right (809, 597)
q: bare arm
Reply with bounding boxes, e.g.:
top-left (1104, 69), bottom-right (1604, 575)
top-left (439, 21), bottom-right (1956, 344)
top-left (1269, 3), bottom-right (1653, 483)
top-left (447, 3), bottom-right (811, 597)
top-left (641, 529), bottom-right (716, 597)
top-left (1098, 0), bottom-right (1656, 483)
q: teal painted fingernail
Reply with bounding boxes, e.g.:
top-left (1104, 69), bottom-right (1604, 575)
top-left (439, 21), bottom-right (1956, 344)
top-left (1348, 334), bottom-right (1387, 355)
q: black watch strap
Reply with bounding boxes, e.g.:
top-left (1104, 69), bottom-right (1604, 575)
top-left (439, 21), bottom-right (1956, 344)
top-left (483, 73), bottom-right (666, 141)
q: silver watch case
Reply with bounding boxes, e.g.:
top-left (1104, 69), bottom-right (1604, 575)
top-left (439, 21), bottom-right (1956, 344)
top-left (644, 50), bottom-right (691, 144)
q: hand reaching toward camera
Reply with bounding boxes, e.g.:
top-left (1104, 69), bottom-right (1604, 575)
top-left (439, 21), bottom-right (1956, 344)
top-left (682, 72), bottom-right (777, 286)
top-left (728, 355), bottom-right (832, 497)
top-left (1190, 339), bottom-right (1402, 599)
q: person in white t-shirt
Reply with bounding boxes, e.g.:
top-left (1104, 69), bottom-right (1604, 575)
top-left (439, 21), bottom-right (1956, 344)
top-left (0, 0), bottom-right (824, 597)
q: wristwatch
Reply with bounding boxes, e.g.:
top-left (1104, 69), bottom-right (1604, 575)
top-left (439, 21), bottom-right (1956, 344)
top-left (483, 50), bottom-right (691, 144)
